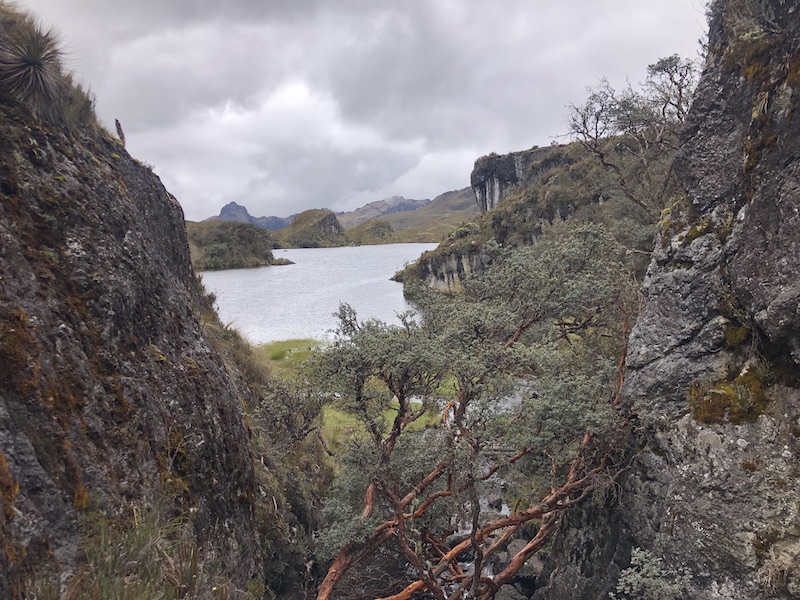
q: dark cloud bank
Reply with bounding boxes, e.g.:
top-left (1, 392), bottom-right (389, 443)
top-left (19, 0), bottom-right (707, 220)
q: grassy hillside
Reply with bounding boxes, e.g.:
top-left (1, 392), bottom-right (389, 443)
top-left (348, 187), bottom-right (480, 244)
top-left (337, 196), bottom-right (430, 229)
top-left (186, 220), bottom-right (282, 270)
top-left (274, 209), bottom-right (349, 248)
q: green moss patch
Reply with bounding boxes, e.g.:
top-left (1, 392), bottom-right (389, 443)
top-left (689, 367), bottom-right (769, 424)
top-left (724, 324), bottom-right (751, 348)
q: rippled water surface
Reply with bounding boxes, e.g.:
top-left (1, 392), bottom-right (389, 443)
top-left (199, 243), bottom-right (437, 344)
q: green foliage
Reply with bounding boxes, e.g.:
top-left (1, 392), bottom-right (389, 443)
top-left (610, 547), bottom-right (692, 600)
top-left (310, 222), bottom-right (637, 596)
top-left (186, 220), bottom-right (278, 271)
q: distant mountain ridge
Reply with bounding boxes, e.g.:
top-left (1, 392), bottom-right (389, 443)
top-left (336, 196), bottom-right (430, 229)
top-left (206, 202), bottom-right (296, 230)
top-left (200, 189), bottom-right (479, 247)
top-left (207, 196), bottom-right (431, 231)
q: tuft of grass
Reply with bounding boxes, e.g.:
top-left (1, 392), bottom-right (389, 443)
top-left (0, 4), bottom-right (100, 129)
top-left (0, 17), bottom-right (63, 119)
top-left (58, 73), bottom-right (97, 128)
top-left (27, 504), bottom-right (245, 600)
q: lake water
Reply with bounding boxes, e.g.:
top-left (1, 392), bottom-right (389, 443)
top-left (199, 243), bottom-right (437, 344)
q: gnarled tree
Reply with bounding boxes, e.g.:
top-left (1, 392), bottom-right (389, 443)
top-left (310, 222), bottom-right (638, 599)
top-left (567, 55), bottom-right (698, 218)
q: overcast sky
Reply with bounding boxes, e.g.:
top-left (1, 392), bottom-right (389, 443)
top-left (17, 1), bottom-right (708, 221)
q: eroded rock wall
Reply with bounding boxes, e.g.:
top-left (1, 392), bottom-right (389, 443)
top-left (0, 100), bottom-right (264, 595)
top-left (536, 1), bottom-right (800, 598)
top-left (471, 149), bottom-right (540, 213)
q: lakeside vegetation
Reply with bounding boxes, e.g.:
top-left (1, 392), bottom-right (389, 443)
top-left (255, 338), bottom-right (321, 379)
top-left (186, 220), bottom-right (288, 270)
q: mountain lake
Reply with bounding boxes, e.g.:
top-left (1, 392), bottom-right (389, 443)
top-left (199, 243), bottom-right (437, 344)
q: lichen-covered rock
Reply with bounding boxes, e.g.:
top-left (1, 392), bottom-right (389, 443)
top-left (0, 99), bottom-right (266, 595)
top-left (536, 1), bottom-right (800, 598)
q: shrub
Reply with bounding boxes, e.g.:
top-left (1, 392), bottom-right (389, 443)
top-left (0, 4), bottom-right (99, 128)
top-left (0, 15), bottom-right (63, 120)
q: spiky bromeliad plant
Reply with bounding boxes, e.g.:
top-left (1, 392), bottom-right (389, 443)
top-left (0, 14), bottom-right (64, 119)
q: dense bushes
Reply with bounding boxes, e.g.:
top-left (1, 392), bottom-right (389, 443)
top-left (186, 220), bottom-right (279, 270)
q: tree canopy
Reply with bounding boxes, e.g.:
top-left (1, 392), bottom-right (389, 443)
top-left (306, 221), bottom-right (637, 599)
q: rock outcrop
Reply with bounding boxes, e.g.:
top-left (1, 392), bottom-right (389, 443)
top-left (410, 243), bottom-right (488, 293)
top-left (471, 150), bottom-right (536, 213)
top-left (277, 208), bottom-right (348, 248)
top-left (0, 99), bottom-right (268, 593)
top-left (536, 1), bottom-right (800, 598)
top-left (410, 143), bottom-right (607, 291)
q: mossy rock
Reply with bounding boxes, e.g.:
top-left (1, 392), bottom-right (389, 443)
top-left (724, 324), bottom-right (751, 348)
top-left (689, 367), bottom-right (769, 424)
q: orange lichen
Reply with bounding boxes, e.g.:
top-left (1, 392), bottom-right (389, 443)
top-left (0, 452), bottom-right (19, 522)
top-left (73, 483), bottom-right (89, 510)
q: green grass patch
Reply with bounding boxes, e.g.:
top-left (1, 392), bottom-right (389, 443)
top-left (320, 400), bottom-right (440, 453)
top-left (254, 338), bottom-right (321, 378)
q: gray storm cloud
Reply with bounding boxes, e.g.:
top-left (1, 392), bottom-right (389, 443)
top-left (18, 0), bottom-right (707, 220)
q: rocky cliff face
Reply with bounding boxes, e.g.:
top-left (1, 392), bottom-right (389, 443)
top-left (471, 149), bottom-right (538, 212)
top-left (0, 99), bottom-right (267, 594)
top-left (411, 243), bottom-right (488, 293)
top-left (536, 1), bottom-right (800, 598)
top-left (410, 143), bottom-right (603, 291)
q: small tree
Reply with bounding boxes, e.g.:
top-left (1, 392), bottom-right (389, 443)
top-left (310, 222), bottom-right (637, 600)
top-left (567, 55), bottom-right (698, 218)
